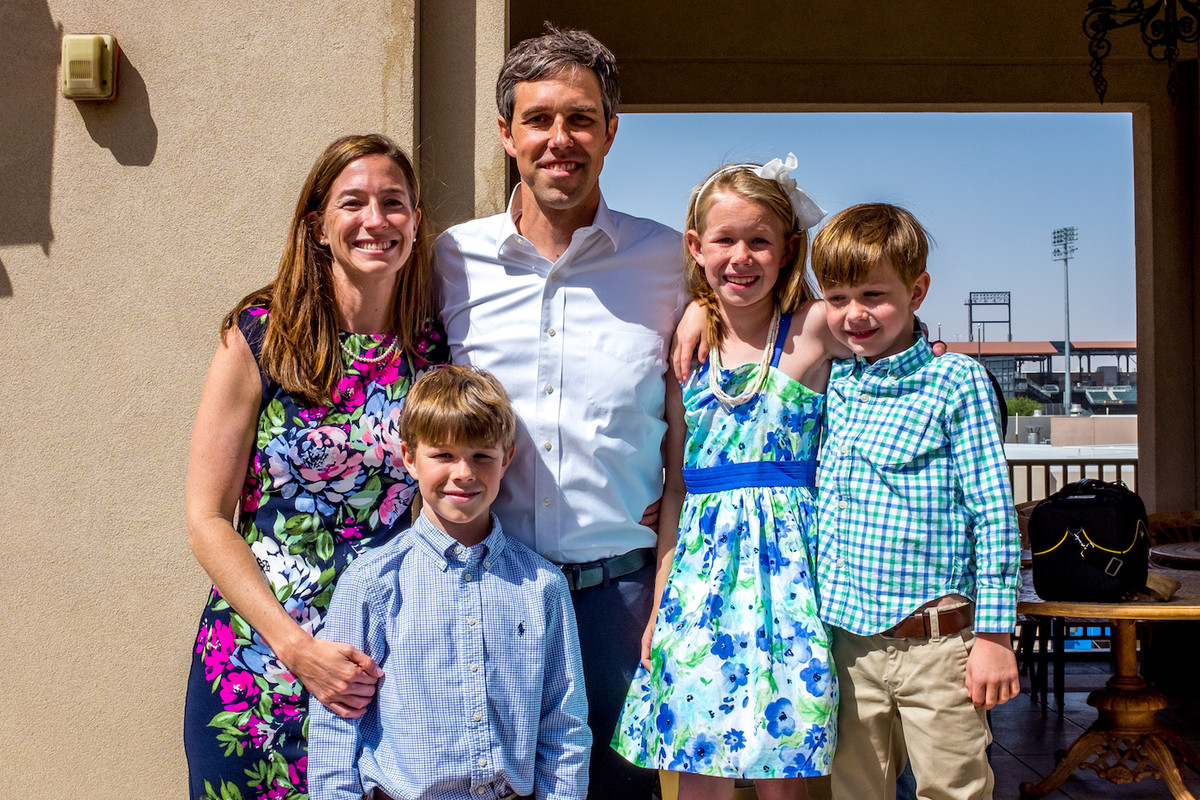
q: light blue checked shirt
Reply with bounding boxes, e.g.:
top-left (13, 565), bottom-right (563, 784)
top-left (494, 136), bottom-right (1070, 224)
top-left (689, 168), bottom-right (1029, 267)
top-left (308, 513), bottom-right (590, 800)
top-left (815, 336), bottom-right (1020, 636)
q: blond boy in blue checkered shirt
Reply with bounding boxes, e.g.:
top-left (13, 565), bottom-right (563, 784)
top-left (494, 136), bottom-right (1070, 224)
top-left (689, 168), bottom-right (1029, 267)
top-left (811, 203), bottom-right (1021, 800)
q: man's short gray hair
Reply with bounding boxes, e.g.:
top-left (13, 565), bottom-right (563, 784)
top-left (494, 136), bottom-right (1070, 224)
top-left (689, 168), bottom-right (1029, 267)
top-left (496, 24), bottom-right (620, 127)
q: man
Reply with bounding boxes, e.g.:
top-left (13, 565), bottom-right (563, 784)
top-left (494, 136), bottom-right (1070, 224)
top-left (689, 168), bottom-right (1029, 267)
top-left (434, 25), bottom-right (686, 798)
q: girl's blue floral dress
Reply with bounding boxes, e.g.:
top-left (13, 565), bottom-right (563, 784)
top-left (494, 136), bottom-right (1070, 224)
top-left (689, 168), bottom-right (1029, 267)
top-left (184, 307), bottom-right (448, 800)
top-left (613, 313), bottom-right (837, 779)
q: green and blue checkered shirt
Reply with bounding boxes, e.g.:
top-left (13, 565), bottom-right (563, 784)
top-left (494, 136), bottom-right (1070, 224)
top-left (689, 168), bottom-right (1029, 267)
top-left (816, 336), bottom-right (1020, 635)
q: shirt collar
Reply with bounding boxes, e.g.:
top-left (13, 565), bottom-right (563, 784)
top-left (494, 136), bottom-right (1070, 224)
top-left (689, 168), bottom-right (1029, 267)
top-left (852, 333), bottom-right (934, 380)
top-left (499, 185), bottom-right (619, 255)
top-left (411, 511), bottom-right (508, 564)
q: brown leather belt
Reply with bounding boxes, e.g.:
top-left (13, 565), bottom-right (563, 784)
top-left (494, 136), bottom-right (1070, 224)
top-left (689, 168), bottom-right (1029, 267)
top-left (882, 602), bottom-right (974, 639)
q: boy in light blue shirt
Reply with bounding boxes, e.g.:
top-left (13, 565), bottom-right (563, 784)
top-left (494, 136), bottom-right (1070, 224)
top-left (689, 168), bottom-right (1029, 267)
top-left (308, 365), bottom-right (589, 800)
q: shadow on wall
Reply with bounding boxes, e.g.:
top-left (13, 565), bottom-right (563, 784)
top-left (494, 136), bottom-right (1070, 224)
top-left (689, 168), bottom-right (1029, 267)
top-left (0, 2), bottom-right (159, 297)
top-left (0, 0), bottom-right (59, 296)
top-left (74, 48), bottom-right (158, 167)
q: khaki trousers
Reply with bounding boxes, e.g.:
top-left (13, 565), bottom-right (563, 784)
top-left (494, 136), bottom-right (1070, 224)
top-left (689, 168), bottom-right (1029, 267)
top-left (830, 627), bottom-right (994, 800)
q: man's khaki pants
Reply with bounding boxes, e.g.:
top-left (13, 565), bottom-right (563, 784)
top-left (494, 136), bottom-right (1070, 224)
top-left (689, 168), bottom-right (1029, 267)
top-left (830, 627), bottom-right (994, 800)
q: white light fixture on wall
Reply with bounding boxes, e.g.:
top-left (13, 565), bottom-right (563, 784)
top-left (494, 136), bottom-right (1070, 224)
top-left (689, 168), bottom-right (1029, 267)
top-left (61, 34), bottom-right (119, 101)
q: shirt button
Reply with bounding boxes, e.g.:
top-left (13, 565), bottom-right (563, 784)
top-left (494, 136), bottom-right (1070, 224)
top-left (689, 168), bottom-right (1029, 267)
top-left (543, 441), bottom-right (553, 451)
top-left (477, 757), bottom-right (487, 767)
top-left (484, 561), bottom-right (491, 569)
top-left (543, 497), bottom-right (552, 507)
top-left (463, 573), bottom-right (473, 582)
top-left (470, 663), bottom-right (479, 672)
top-left (473, 712), bottom-right (482, 722)
top-left (543, 551), bottom-right (553, 558)
top-left (838, 500), bottom-right (848, 510)
top-left (476, 787), bottom-right (485, 795)
top-left (548, 328), bottom-right (557, 337)
top-left (859, 391), bottom-right (869, 401)
top-left (467, 616), bottom-right (477, 626)
top-left (551, 272), bottom-right (560, 281)
top-left (455, 545), bottom-right (465, 555)
top-left (545, 384), bottom-right (554, 394)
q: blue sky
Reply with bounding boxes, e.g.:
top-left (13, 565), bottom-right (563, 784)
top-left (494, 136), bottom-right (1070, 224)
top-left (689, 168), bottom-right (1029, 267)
top-left (600, 112), bottom-right (1136, 344)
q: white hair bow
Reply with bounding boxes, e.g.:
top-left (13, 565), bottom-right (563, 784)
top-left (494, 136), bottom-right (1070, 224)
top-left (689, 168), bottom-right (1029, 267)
top-left (753, 153), bottom-right (826, 230)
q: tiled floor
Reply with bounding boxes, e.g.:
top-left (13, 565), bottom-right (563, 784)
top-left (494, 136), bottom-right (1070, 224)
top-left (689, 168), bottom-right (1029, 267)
top-left (990, 658), bottom-right (1200, 799)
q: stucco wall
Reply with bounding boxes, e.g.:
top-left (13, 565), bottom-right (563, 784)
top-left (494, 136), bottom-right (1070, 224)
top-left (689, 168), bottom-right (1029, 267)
top-left (0, 1), bottom-right (423, 796)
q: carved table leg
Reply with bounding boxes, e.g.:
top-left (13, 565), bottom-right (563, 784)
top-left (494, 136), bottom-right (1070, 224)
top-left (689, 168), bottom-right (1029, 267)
top-left (1018, 618), bottom-right (1200, 800)
top-left (1019, 731), bottom-right (1106, 798)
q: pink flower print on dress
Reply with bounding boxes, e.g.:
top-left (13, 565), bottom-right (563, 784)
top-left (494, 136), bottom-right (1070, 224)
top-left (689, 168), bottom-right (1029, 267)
top-left (332, 374), bottom-right (367, 413)
top-left (240, 456), bottom-right (264, 514)
top-left (359, 394), bottom-right (407, 480)
top-left (288, 756), bottom-right (307, 793)
top-left (219, 670), bottom-right (261, 712)
top-left (359, 356), bottom-right (401, 386)
top-left (265, 426), bottom-right (364, 516)
top-left (298, 404), bottom-right (329, 423)
top-left (379, 479), bottom-right (419, 527)
top-left (336, 520), bottom-right (366, 542)
top-left (272, 691), bottom-right (305, 722)
top-left (255, 780), bottom-right (289, 800)
top-left (197, 618), bottom-right (236, 680)
top-left (242, 713), bottom-right (271, 749)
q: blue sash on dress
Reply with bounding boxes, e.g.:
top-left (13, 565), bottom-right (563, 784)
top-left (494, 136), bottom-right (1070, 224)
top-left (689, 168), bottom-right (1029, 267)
top-left (683, 312), bottom-right (817, 493)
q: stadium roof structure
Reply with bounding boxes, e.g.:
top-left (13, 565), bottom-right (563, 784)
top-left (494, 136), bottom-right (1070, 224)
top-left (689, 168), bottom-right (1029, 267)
top-left (943, 341), bottom-right (1135, 357)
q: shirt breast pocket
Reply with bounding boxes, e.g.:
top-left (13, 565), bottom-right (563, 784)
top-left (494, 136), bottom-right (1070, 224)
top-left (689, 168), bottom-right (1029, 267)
top-left (855, 397), bottom-right (948, 472)
top-left (585, 329), bottom-right (665, 416)
top-left (491, 609), bottom-right (547, 689)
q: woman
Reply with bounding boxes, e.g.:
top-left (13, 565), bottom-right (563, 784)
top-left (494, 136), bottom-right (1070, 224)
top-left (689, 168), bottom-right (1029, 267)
top-left (183, 134), bottom-right (447, 800)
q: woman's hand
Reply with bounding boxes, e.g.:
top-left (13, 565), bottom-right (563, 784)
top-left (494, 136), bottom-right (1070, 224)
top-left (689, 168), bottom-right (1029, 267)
top-left (281, 634), bottom-right (384, 719)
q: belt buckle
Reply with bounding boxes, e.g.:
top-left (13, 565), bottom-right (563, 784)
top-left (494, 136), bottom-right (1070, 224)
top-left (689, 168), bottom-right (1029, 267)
top-left (562, 561), bottom-right (603, 591)
top-left (578, 562), bottom-right (603, 589)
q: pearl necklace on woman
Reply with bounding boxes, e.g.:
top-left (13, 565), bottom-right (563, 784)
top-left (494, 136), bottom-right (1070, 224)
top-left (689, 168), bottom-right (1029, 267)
top-left (339, 333), bottom-right (397, 365)
top-left (707, 307), bottom-right (781, 407)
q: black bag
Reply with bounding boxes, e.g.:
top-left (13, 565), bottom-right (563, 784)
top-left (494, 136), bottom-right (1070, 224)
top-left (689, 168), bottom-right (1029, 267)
top-left (1028, 478), bottom-right (1149, 601)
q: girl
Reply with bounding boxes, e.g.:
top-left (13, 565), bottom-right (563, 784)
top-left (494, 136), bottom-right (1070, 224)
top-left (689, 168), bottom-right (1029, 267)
top-left (613, 156), bottom-right (845, 800)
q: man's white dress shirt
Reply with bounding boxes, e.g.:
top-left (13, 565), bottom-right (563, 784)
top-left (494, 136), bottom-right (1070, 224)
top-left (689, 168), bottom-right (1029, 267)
top-left (436, 190), bottom-right (686, 564)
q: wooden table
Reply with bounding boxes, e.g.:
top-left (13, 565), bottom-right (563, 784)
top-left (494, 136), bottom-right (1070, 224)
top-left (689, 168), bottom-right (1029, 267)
top-left (1152, 542), bottom-right (1200, 570)
top-left (1018, 568), bottom-right (1200, 799)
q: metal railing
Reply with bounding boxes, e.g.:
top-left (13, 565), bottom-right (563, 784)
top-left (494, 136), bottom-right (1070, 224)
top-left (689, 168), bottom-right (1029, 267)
top-left (1007, 458), bottom-right (1138, 504)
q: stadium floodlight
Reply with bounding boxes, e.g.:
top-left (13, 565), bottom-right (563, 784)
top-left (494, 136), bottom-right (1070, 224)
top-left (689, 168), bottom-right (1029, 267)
top-left (1051, 227), bottom-right (1078, 411)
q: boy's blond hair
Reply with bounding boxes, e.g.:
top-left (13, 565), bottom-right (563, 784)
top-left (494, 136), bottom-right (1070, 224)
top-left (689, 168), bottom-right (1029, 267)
top-left (399, 365), bottom-right (517, 451)
top-left (812, 203), bottom-right (929, 289)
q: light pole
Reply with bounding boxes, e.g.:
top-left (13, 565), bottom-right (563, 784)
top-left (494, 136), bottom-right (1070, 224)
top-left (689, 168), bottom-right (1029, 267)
top-left (1052, 227), bottom-right (1078, 412)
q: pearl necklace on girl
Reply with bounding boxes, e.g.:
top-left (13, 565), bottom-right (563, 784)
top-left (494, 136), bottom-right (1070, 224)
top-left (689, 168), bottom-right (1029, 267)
top-left (339, 333), bottom-right (397, 365)
top-left (708, 307), bottom-right (781, 406)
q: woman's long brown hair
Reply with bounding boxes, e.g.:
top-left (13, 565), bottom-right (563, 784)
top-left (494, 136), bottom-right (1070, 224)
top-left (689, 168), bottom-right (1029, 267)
top-left (222, 134), bottom-right (436, 405)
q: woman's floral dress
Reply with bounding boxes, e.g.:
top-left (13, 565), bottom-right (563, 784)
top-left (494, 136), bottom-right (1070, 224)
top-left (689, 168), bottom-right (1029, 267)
top-left (613, 313), bottom-right (838, 779)
top-left (184, 307), bottom-right (448, 800)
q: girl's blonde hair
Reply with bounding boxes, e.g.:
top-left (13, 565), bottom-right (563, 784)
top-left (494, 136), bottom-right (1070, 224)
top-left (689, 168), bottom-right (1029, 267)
top-left (685, 164), bottom-right (816, 350)
top-left (222, 134), bottom-right (436, 405)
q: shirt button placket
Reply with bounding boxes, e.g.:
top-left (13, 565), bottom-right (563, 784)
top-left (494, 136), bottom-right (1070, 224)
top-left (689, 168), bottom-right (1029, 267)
top-left (462, 558), bottom-right (488, 785)
top-left (534, 264), bottom-right (565, 558)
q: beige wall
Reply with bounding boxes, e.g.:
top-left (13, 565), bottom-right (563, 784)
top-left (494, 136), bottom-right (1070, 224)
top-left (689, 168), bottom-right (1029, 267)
top-left (3, 1), bottom-right (1197, 796)
top-left (0, 1), bottom-right (431, 796)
